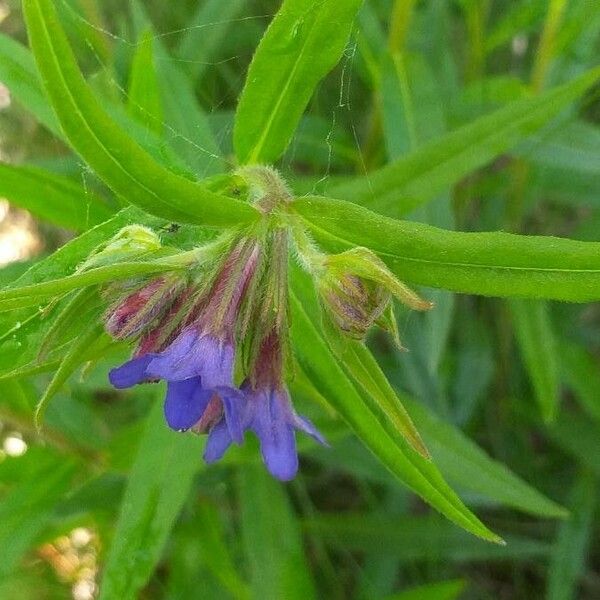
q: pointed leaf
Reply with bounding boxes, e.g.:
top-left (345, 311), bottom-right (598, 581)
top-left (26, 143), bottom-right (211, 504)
top-left (238, 465), bottom-right (316, 600)
top-left (98, 400), bottom-right (203, 600)
top-left (23, 0), bottom-right (258, 227)
top-left (0, 162), bottom-right (112, 230)
top-left (547, 471), bottom-right (597, 600)
top-left (332, 66), bottom-right (600, 217)
top-left (294, 196), bottom-right (600, 302)
top-left (234, 0), bottom-right (363, 164)
top-left (403, 396), bottom-right (567, 518)
top-left (509, 299), bottom-right (559, 422)
top-left (289, 271), bottom-right (502, 543)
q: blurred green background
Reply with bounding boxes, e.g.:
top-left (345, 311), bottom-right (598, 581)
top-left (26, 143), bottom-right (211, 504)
top-left (0, 0), bottom-right (599, 598)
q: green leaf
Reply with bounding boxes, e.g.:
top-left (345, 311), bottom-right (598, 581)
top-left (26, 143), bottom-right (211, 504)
top-left (0, 449), bottom-right (77, 577)
top-left (509, 299), bottom-right (559, 422)
top-left (0, 207), bottom-right (163, 376)
top-left (238, 464), bottom-right (317, 600)
top-left (293, 196), bottom-right (600, 302)
top-left (175, 0), bottom-right (247, 84)
top-left (547, 471), bottom-right (597, 600)
top-left (194, 503), bottom-right (251, 600)
top-left (402, 396), bottom-right (568, 518)
top-left (127, 30), bottom-right (163, 136)
top-left (303, 513), bottom-right (548, 562)
top-left (126, 0), bottom-right (226, 176)
top-left (383, 580), bottom-right (466, 600)
top-left (234, 0), bottom-right (363, 164)
top-left (98, 399), bottom-right (203, 600)
top-left (289, 272), bottom-right (502, 543)
top-left (23, 0), bottom-right (258, 227)
top-left (34, 323), bottom-right (104, 427)
top-left (547, 414), bottom-right (600, 476)
top-left (331, 66), bottom-right (600, 217)
top-left (378, 47), bottom-right (456, 375)
top-left (0, 162), bottom-right (113, 230)
top-left (340, 341), bottom-right (429, 458)
top-left (560, 341), bottom-right (600, 422)
top-left (0, 258), bottom-right (186, 308)
top-left (0, 33), bottom-right (61, 136)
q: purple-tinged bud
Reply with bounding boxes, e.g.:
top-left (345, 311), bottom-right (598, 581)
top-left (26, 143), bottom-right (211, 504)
top-left (320, 273), bottom-right (390, 339)
top-left (104, 274), bottom-right (184, 340)
top-left (317, 247), bottom-right (433, 340)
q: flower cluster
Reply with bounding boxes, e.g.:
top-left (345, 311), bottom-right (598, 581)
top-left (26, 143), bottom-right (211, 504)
top-left (103, 168), bottom-right (430, 480)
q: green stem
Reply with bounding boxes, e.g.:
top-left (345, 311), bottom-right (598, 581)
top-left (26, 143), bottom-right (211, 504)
top-left (388, 0), bottom-right (417, 54)
top-left (531, 0), bottom-right (569, 93)
top-left (464, 0), bottom-right (489, 81)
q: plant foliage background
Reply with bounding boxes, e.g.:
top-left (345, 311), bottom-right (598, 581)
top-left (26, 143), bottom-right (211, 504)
top-left (0, 0), bottom-right (599, 598)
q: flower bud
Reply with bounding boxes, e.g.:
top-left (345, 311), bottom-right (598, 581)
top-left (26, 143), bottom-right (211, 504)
top-left (317, 247), bottom-right (432, 340)
top-left (104, 274), bottom-right (184, 340)
top-left (82, 225), bottom-right (162, 270)
top-left (319, 273), bottom-right (390, 339)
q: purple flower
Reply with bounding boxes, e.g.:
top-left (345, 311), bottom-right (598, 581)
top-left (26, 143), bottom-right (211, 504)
top-left (109, 238), bottom-right (260, 438)
top-left (109, 327), bottom-right (244, 441)
top-left (204, 382), bottom-right (326, 481)
top-left (107, 231), bottom-right (326, 481)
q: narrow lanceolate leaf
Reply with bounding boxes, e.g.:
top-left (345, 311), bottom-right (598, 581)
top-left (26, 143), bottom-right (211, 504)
top-left (0, 259), bottom-right (186, 306)
top-left (289, 275), bottom-right (502, 543)
top-left (127, 30), bottom-right (163, 136)
top-left (99, 400), bottom-right (203, 600)
top-left (332, 66), bottom-right (600, 217)
top-left (175, 0), bottom-right (247, 83)
top-left (382, 580), bottom-right (465, 600)
top-left (303, 514), bottom-right (547, 561)
top-left (0, 451), bottom-right (77, 577)
top-left (34, 323), bottom-right (103, 427)
top-left (23, 0), bottom-right (258, 227)
top-left (238, 465), bottom-right (317, 600)
top-left (403, 396), bottom-right (567, 518)
top-left (560, 341), bottom-right (600, 422)
top-left (0, 33), bottom-right (61, 136)
top-left (294, 196), bottom-right (600, 302)
top-left (341, 341), bottom-right (429, 459)
top-left (194, 503), bottom-right (251, 600)
top-left (234, 0), bottom-right (363, 164)
top-left (0, 162), bottom-right (112, 230)
top-left (509, 299), bottom-right (559, 422)
top-left (547, 471), bottom-right (597, 600)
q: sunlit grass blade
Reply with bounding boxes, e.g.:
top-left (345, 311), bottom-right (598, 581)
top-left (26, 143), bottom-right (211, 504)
top-left (294, 196), bottom-right (600, 302)
top-left (22, 0), bottom-right (258, 227)
top-left (234, 0), bottom-right (363, 164)
top-left (382, 579), bottom-right (466, 600)
top-left (341, 341), bottom-right (430, 459)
